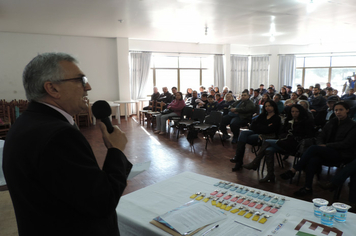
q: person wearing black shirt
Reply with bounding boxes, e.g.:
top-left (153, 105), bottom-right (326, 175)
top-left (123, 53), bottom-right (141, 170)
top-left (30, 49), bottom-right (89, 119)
top-left (259, 84), bottom-right (267, 95)
top-left (206, 95), bottom-right (218, 115)
top-left (143, 86), bottom-right (160, 110)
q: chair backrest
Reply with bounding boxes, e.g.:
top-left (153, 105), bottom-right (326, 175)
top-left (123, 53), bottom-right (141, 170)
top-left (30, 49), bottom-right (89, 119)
top-left (155, 101), bottom-right (163, 111)
top-left (192, 108), bottom-right (206, 123)
top-left (204, 111), bottom-right (223, 125)
top-left (182, 106), bottom-right (193, 119)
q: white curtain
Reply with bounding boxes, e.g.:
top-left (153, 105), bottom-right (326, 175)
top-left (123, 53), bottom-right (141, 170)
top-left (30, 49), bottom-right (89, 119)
top-left (250, 56), bottom-right (269, 89)
top-left (278, 55), bottom-right (296, 89)
top-left (214, 55), bottom-right (225, 89)
top-left (230, 55), bottom-right (248, 94)
top-left (130, 52), bottom-right (152, 113)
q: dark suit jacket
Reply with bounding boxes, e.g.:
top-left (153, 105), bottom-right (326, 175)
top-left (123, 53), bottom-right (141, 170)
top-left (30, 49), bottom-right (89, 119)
top-left (3, 102), bottom-right (132, 236)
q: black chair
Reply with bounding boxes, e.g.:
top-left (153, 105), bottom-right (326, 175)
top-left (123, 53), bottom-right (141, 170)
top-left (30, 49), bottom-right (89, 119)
top-left (175, 108), bottom-right (206, 134)
top-left (192, 111), bottom-right (224, 150)
top-left (169, 106), bottom-right (194, 138)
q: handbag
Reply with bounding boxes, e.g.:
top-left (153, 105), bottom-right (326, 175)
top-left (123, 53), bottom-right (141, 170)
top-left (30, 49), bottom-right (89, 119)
top-left (161, 108), bottom-right (174, 115)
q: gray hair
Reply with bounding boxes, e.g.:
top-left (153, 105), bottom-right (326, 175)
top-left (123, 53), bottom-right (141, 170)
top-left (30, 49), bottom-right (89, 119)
top-left (23, 52), bottom-right (78, 101)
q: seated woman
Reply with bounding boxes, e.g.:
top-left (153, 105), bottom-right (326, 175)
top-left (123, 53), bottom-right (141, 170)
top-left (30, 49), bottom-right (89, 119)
top-left (280, 102), bottom-right (356, 196)
top-left (243, 104), bottom-right (314, 183)
top-left (217, 93), bottom-right (235, 115)
top-left (230, 101), bottom-right (281, 171)
top-left (184, 88), bottom-right (193, 101)
top-left (215, 93), bottom-right (224, 103)
top-left (258, 93), bottom-right (270, 106)
top-left (284, 92), bottom-right (299, 106)
top-left (154, 92), bottom-right (185, 135)
top-left (280, 87), bottom-right (290, 100)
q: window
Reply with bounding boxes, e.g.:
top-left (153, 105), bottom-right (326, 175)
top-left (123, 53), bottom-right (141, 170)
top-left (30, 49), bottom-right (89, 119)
top-left (146, 55), bottom-right (214, 96)
top-left (295, 56), bottom-right (356, 95)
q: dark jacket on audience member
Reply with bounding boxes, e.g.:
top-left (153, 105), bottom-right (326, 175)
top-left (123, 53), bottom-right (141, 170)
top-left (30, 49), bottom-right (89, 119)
top-left (185, 97), bottom-right (198, 108)
top-left (229, 99), bottom-right (255, 121)
top-left (280, 93), bottom-right (290, 100)
top-left (206, 101), bottom-right (218, 115)
top-left (316, 117), bottom-right (356, 160)
top-left (277, 116), bottom-right (315, 153)
top-left (157, 92), bottom-right (173, 104)
top-left (250, 113), bottom-right (281, 137)
top-left (308, 94), bottom-right (327, 112)
top-left (217, 100), bottom-right (235, 115)
top-left (341, 93), bottom-right (356, 101)
top-left (150, 92), bottom-right (161, 101)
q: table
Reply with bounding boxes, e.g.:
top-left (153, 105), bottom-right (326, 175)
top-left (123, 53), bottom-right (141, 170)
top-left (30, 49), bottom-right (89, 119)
top-left (90, 101), bottom-right (121, 125)
top-left (116, 172), bottom-right (356, 236)
top-left (114, 100), bottom-right (138, 121)
top-left (0, 140), bottom-right (6, 186)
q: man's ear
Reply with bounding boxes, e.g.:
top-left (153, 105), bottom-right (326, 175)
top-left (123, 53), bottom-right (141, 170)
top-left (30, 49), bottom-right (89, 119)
top-left (43, 81), bottom-right (60, 99)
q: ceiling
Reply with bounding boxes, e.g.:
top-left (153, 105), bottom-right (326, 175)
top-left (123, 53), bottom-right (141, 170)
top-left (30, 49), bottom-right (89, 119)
top-left (1, 0), bottom-right (355, 46)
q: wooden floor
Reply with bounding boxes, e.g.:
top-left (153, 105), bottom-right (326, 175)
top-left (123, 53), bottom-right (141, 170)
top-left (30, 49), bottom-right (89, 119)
top-left (0, 116), bottom-right (353, 235)
top-left (83, 116), bottom-right (351, 205)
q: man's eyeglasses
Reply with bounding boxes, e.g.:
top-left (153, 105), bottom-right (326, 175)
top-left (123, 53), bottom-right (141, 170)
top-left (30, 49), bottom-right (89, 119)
top-left (57, 76), bottom-right (88, 87)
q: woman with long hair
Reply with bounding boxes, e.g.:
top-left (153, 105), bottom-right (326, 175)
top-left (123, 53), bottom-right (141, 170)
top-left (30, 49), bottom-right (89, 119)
top-left (154, 92), bottom-right (185, 135)
top-left (258, 93), bottom-right (270, 106)
top-left (243, 104), bottom-right (314, 183)
top-left (280, 102), bottom-right (356, 196)
top-left (230, 101), bottom-right (281, 171)
top-left (280, 87), bottom-right (290, 100)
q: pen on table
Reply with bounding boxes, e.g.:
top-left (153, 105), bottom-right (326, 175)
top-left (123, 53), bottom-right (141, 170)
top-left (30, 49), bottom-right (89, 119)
top-left (201, 224), bottom-right (219, 236)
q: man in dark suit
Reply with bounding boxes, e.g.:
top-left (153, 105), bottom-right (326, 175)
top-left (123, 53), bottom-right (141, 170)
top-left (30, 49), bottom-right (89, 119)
top-left (3, 52), bottom-right (132, 236)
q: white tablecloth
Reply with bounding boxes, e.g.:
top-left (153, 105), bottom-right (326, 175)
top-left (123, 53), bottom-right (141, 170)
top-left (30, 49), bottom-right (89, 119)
top-left (116, 172), bottom-right (356, 236)
top-left (0, 140), bottom-right (6, 186)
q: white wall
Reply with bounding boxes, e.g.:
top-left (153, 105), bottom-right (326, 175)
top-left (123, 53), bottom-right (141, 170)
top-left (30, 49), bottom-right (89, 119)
top-left (0, 32), bottom-right (119, 102)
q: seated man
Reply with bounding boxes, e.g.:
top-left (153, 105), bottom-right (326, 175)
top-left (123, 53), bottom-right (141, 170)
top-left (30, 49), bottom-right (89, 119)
top-left (206, 95), bottom-right (218, 115)
top-left (266, 87), bottom-right (275, 99)
top-left (195, 93), bottom-right (208, 109)
top-left (259, 84), bottom-right (267, 95)
top-left (250, 89), bottom-right (262, 113)
top-left (220, 91), bottom-right (255, 144)
top-left (273, 94), bottom-right (284, 114)
top-left (341, 88), bottom-right (356, 100)
top-left (314, 95), bottom-right (338, 128)
top-left (143, 86), bottom-right (160, 110)
top-left (157, 87), bottom-right (173, 110)
top-left (324, 87), bottom-right (333, 99)
top-left (309, 87), bottom-right (327, 114)
top-left (185, 90), bottom-right (199, 108)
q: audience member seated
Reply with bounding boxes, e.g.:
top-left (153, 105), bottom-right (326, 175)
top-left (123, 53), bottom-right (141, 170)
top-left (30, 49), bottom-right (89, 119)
top-left (296, 87), bottom-right (308, 98)
top-left (143, 86), bottom-right (161, 110)
top-left (324, 87), bottom-right (333, 99)
top-left (206, 95), bottom-right (218, 115)
top-left (308, 87), bottom-right (327, 113)
top-left (217, 93), bottom-right (235, 115)
top-left (273, 94), bottom-right (284, 114)
top-left (171, 87), bottom-right (177, 100)
top-left (244, 104), bottom-right (314, 183)
top-left (280, 102), bottom-right (356, 197)
top-left (250, 89), bottom-right (262, 113)
top-left (249, 88), bottom-right (254, 97)
top-left (308, 86), bottom-right (314, 97)
top-left (333, 89), bottom-right (340, 98)
top-left (154, 92), bottom-right (186, 135)
top-left (315, 83), bottom-right (326, 96)
top-left (313, 95), bottom-right (338, 128)
top-left (230, 101), bottom-right (281, 171)
top-left (195, 93), bottom-right (208, 109)
top-left (220, 91), bottom-right (255, 144)
top-left (259, 84), bottom-right (267, 95)
top-left (214, 87), bottom-right (220, 94)
top-left (210, 89), bottom-right (216, 97)
top-left (284, 92), bottom-right (298, 107)
top-left (269, 84), bottom-right (276, 93)
top-left (259, 93), bottom-right (271, 106)
top-left (286, 86), bottom-right (293, 95)
top-left (157, 87), bottom-right (173, 110)
top-left (184, 88), bottom-right (193, 101)
top-left (198, 85), bottom-right (206, 98)
top-left (185, 90), bottom-right (199, 108)
top-left (266, 87), bottom-right (275, 99)
top-left (323, 82), bottom-right (333, 91)
top-left (221, 86), bottom-right (229, 99)
top-left (215, 93), bottom-right (224, 103)
top-left (341, 88), bottom-right (356, 100)
top-left (280, 87), bottom-right (290, 100)
top-left (298, 100), bottom-right (314, 121)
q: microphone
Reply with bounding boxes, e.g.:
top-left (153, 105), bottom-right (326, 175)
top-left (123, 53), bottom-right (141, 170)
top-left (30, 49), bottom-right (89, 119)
top-left (92, 100), bottom-right (114, 133)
